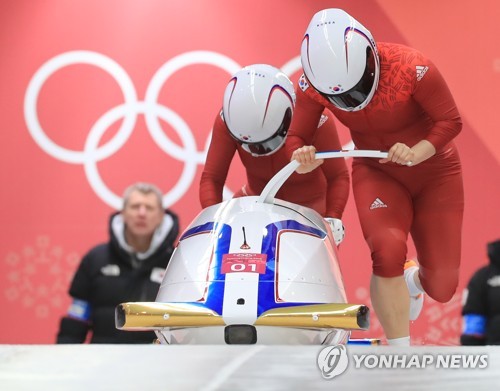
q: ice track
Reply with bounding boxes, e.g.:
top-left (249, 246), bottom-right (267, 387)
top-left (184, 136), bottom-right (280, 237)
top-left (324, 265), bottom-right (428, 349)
top-left (0, 345), bottom-right (498, 390)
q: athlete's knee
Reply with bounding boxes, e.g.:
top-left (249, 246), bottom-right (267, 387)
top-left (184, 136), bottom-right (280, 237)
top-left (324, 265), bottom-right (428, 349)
top-left (369, 234), bottom-right (407, 278)
top-left (420, 266), bottom-right (459, 303)
top-left (427, 286), bottom-right (457, 303)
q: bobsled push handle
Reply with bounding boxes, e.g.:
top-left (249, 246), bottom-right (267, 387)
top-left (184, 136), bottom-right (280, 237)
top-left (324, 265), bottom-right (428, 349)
top-left (258, 150), bottom-right (389, 205)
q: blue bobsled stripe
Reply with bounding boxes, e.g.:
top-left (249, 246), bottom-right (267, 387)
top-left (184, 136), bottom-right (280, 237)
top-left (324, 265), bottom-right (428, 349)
top-left (178, 220), bottom-right (326, 317)
top-left (191, 222), bottom-right (232, 316)
top-left (177, 221), bottom-right (231, 316)
top-left (179, 222), bottom-right (217, 241)
top-left (257, 220), bottom-right (325, 316)
top-left (203, 222), bottom-right (232, 315)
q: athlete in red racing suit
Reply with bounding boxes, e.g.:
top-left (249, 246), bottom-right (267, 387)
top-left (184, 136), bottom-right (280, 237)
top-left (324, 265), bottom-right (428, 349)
top-left (200, 109), bottom-right (349, 219)
top-left (288, 9), bottom-right (464, 345)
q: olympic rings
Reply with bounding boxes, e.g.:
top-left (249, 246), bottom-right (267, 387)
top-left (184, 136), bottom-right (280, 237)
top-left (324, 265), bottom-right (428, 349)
top-left (24, 50), bottom-right (303, 209)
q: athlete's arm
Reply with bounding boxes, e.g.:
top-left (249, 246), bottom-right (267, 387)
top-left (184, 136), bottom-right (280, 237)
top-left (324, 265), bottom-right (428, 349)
top-left (380, 57), bottom-right (461, 166)
top-left (413, 58), bottom-right (462, 152)
top-left (285, 81), bottom-right (325, 159)
top-left (314, 111), bottom-right (350, 219)
top-left (379, 140), bottom-right (436, 166)
top-left (199, 113), bottom-right (238, 208)
top-left (416, 60), bottom-right (462, 150)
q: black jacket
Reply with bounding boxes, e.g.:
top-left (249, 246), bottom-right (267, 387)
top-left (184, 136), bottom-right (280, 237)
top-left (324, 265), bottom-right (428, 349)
top-left (57, 210), bottom-right (179, 343)
top-left (461, 239), bottom-right (500, 345)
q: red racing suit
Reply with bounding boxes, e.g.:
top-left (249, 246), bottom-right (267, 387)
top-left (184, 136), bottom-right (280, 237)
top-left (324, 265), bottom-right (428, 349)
top-left (286, 43), bottom-right (464, 302)
top-left (200, 109), bottom-right (349, 219)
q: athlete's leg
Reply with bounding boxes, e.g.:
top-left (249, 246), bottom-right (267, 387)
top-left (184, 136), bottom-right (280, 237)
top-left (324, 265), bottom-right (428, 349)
top-left (352, 163), bottom-right (413, 341)
top-left (411, 171), bottom-right (464, 302)
top-left (370, 275), bottom-right (411, 340)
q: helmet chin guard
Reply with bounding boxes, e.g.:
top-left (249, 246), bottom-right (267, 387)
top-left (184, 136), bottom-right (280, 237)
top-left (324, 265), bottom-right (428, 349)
top-left (301, 8), bottom-right (380, 112)
top-left (222, 64), bottom-right (296, 156)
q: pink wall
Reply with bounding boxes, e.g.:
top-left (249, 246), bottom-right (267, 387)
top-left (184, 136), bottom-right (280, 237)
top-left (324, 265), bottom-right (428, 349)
top-left (1, 0), bottom-right (499, 344)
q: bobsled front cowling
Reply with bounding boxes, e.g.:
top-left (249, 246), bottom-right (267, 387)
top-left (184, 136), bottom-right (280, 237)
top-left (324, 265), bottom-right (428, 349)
top-left (160, 196), bottom-right (346, 306)
top-left (116, 196), bottom-right (369, 344)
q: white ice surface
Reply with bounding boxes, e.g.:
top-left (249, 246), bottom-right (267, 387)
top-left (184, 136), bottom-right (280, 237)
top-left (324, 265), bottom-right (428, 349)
top-left (0, 345), bottom-right (498, 391)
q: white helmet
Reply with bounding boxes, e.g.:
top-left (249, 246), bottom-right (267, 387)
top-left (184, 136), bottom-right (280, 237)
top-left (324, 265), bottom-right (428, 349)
top-left (301, 8), bottom-right (380, 112)
top-left (222, 64), bottom-right (296, 156)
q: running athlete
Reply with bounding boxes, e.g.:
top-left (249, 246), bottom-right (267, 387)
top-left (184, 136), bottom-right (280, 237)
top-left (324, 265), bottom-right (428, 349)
top-left (200, 64), bottom-right (350, 245)
top-left (288, 9), bottom-right (464, 345)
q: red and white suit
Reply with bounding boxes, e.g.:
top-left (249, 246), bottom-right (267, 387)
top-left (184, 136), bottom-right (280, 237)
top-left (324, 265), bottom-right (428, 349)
top-left (286, 43), bottom-right (464, 302)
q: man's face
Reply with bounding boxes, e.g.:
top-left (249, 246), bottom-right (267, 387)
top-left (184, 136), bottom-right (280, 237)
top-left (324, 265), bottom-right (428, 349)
top-left (121, 191), bottom-right (163, 239)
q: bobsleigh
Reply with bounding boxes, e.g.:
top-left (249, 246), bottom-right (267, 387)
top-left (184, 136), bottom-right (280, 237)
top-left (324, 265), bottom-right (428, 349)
top-left (115, 151), bottom-right (387, 344)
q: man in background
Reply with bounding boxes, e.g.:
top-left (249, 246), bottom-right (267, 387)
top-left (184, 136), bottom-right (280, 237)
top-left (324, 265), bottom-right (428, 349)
top-left (57, 182), bottom-right (179, 343)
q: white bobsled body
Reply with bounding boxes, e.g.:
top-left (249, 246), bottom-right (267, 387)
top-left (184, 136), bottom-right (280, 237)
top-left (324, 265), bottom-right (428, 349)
top-left (158, 197), bottom-right (348, 344)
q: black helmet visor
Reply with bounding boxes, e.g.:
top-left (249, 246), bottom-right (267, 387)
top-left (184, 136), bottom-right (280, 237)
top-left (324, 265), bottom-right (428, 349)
top-left (231, 108), bottom-right (292, 156)
top-left (320, 46), bottom-right (377, 111)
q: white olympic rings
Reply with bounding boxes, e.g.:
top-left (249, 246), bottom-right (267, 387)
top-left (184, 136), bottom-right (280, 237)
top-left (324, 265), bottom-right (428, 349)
top-left (24, 50), bottom-right (303, 209)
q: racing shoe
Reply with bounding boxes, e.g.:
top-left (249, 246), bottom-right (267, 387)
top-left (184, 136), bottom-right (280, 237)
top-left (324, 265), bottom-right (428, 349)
top-left (404, 260), bottom-right (424, 321)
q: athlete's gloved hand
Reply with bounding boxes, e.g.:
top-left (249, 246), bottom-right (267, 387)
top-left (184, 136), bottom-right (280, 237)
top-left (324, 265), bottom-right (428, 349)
top-left (325, 217), bottom-right (345, 246)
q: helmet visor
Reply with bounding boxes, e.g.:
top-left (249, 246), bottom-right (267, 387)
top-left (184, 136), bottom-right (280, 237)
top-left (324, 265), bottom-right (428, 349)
top-left (235, 108), bottom-right (292, 156)
top-left (241, 133), bottom-right (286, 156)
top-left (321, 47), bottom-right (377, 111)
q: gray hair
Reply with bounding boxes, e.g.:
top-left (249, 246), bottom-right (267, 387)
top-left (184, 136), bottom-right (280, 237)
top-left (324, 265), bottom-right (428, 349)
top-left (122, 182), bottom-right (163, 209)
